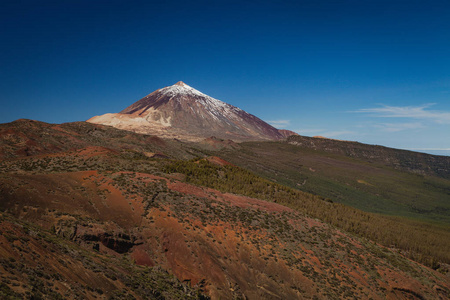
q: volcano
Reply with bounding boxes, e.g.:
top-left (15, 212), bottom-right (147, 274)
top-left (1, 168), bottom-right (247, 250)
top-left (88, 81), bottom-right (296, 141)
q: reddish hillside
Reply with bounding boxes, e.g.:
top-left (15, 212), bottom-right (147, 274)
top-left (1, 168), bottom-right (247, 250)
top-left (278, 129), bottom-right (299, 138)
top-left (0, 119), bottom-right (449, 299)
top-left (1, 160), bottom-right (449, 298)
top-left (0, 119), bottom-right (202, 160)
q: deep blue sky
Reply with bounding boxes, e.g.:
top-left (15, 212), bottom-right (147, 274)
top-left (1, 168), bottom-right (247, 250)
top-left (1, 0), bottom-right (449, 154)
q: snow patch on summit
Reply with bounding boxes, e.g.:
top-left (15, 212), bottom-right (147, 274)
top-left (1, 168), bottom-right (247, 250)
top-left (160, 82), bottom-right (243, 117)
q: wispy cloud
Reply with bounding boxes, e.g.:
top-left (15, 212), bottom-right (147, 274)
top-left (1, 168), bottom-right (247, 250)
top-left (375, 122), bottom-right (424, 132)
top-left (353, 104), bottom-right (450, 124)
top-left (267, 119), bottom-right (290, 127)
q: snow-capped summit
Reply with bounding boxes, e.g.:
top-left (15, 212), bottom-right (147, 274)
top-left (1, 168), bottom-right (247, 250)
top-left (131, 81), bottom-right (234, 115)
top-left (88, 82), bottom-right (294, 142)
top-left (158, 81), bottom-right (204, 97)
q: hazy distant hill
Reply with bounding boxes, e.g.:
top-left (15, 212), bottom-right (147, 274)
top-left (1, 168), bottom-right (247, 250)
top-left (287, 135), bottom-right (450, 179)
top-left (217, 137), bottom-right (450, 225)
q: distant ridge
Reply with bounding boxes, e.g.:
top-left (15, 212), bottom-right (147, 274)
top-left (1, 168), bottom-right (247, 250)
top-left (288, 135), bottom-right (450, 178)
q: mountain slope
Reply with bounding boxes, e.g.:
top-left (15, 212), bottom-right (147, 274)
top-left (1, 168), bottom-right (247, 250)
top-left (1, 119), bottom-right (450, 299)
top-left (216, 138), bottom-right (450, 224)
top-left (1, 152), bottom-right (449, 299)
top-left (0, 118), bottom-right (203, 160)
top-left (287, 135), bottom-right (450, 179)
top-left (0, 213), bottom-right (203, 299)
top-left (88, 82), bottom-right (289, 142)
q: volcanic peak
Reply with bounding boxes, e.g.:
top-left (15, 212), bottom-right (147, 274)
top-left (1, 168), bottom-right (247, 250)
top-left (159, 81), bottom-right (204, 97)
top-left (174, 81), bottom-right (188, 87)
top-left (160, 82), bottom-right (227, 103)
top-left (153, 81), bottom-right (241, 116)
top-left (89, 81), bottom-right (289, 141)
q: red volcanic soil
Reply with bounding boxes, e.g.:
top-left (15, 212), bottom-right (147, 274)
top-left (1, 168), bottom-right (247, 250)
top-left (12, 146), bottom-right (119, 161)
top-left (0, 215), bottom-right (134, 299)
top-left (166, 178), bottom-right (290, 213)
top-left (72, 146), bottom-right (119, 158)
top-left (0, 119), bottom-right (188, 161)
top-left (0, 138), bottom-right (449, 299)
top-left (278, 129), bottom-right (299, 138)
top-left (205, 156), bottom-right (234, 166)
top-left (0, 170), bottom-right (145, 229)
top-left (0, 169), bottom-right (450, 299)
top-left (2, 169), bottom-right (449, 299)
top-left (0, 128), bottom-right (62, 158)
